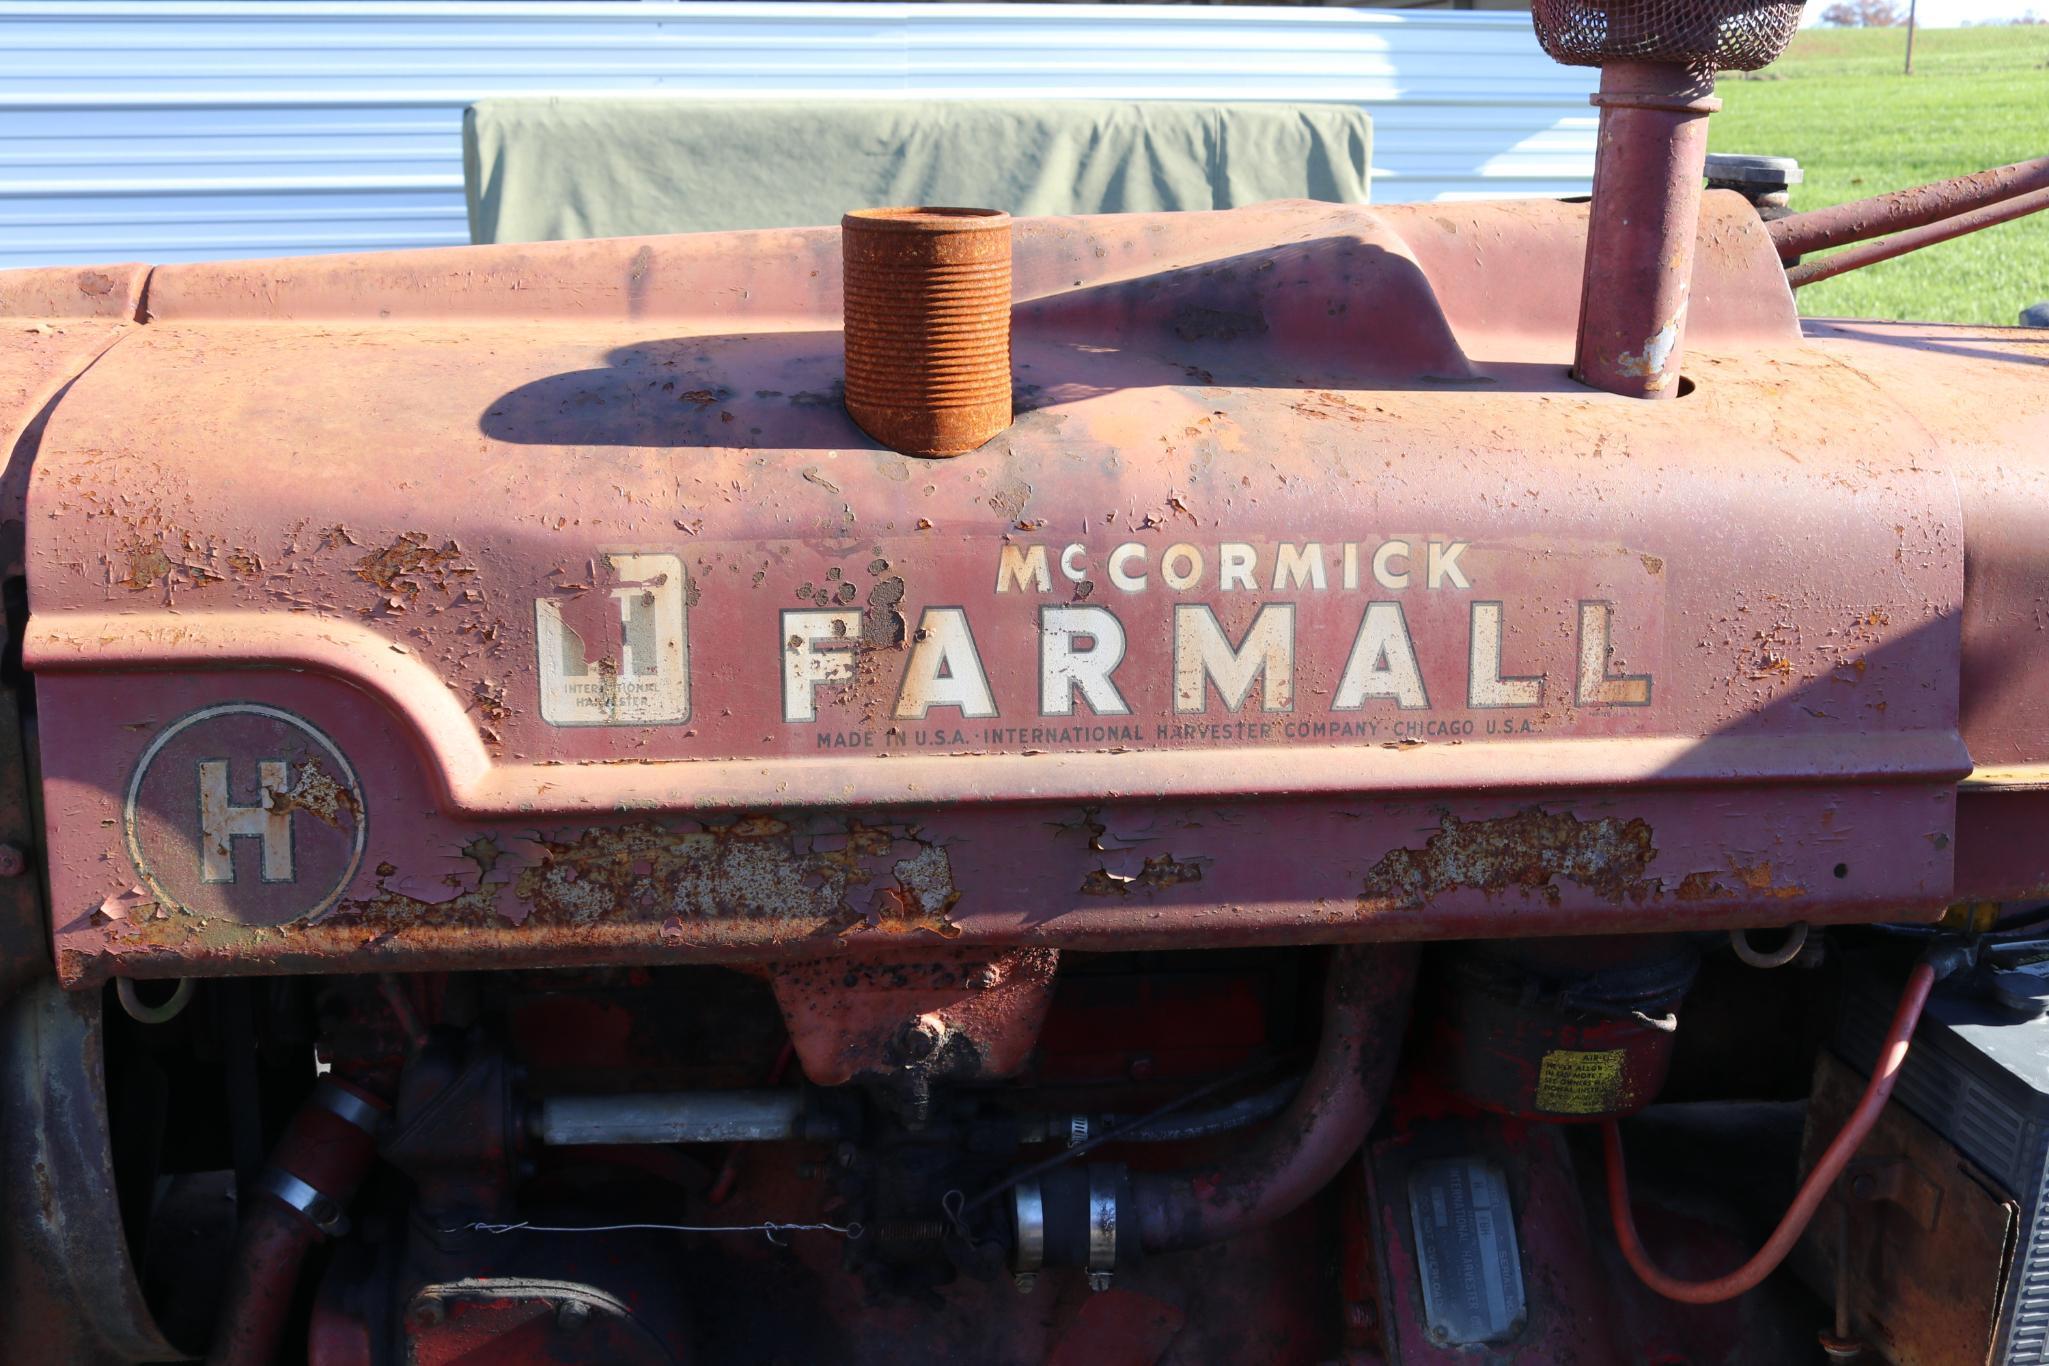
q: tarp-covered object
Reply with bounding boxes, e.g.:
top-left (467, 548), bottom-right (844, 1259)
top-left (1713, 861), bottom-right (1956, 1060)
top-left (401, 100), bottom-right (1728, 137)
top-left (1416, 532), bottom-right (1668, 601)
top-left (464, 98), bottom-right (1372, 242)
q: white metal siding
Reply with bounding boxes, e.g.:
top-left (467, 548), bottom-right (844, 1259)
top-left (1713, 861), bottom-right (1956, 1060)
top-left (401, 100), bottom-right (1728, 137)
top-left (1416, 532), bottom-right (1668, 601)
top-left (0, 2), bottom-right (1596, 268)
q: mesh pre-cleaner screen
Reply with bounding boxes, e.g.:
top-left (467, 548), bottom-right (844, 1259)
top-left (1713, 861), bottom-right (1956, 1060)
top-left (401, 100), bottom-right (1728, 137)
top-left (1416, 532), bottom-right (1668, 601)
top-left (1530, 0), bottom-right (1802, 72)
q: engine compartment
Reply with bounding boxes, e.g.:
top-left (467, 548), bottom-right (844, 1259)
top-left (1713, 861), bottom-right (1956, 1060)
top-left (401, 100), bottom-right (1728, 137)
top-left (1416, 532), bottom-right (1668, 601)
top-left (97, 938), bottom-right (1868, 1365)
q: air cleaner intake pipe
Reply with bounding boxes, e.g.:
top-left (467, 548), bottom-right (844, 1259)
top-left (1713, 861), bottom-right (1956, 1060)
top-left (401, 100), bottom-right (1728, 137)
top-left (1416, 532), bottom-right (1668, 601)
top-left (1572, 63), bottom-right (1719, 399)
top-left (841, 206), bottom-right (1012, 458)
top-left (1529, 0), bottom-right (1802, 398)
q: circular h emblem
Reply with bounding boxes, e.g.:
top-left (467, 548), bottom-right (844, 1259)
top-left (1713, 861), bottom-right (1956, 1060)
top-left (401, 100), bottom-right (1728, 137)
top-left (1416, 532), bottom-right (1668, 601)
top-left (124, 704), bottom-right (366, 926)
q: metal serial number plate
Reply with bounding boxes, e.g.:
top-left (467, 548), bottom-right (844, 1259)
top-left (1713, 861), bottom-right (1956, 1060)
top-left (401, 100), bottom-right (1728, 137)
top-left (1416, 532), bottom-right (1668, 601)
top-left (1406, 1157), bottom-right (1526, 1345)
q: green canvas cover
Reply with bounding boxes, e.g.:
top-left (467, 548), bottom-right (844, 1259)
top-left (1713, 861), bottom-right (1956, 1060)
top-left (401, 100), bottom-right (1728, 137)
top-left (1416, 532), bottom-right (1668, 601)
top-left (464, 98), bottom-right (1373, 242)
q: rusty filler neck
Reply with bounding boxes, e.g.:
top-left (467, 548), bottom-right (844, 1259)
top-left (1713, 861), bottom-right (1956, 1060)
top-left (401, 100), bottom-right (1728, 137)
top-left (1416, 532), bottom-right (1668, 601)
top-left (841, 206), bottom-right (1013, 458)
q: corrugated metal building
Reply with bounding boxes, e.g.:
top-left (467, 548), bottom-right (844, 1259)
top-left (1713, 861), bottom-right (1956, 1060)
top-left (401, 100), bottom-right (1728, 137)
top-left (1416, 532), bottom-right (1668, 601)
top-left (0, 1), bottom-right (1596, 268)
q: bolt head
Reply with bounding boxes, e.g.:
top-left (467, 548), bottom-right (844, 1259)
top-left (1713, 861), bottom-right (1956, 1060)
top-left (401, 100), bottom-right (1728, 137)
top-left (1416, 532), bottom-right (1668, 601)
top-left (894, 1017), bottom-right (944, 1063)
top-left (1087, 1271), bottom-right (1114, 1293)
top-left (1012, 1272), bottom-right (1038, 1296)
top-left (557, 1300), bottom-right (592, 1331)
top-left (0, 845), bottom-right (27, 878)
top-left (409, 1299), bottom-right (446, 1329)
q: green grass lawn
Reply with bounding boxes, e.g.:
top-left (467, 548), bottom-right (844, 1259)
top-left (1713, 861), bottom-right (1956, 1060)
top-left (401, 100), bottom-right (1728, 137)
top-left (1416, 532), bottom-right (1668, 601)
top-left (1708, 26), bottom-right (2049, 324)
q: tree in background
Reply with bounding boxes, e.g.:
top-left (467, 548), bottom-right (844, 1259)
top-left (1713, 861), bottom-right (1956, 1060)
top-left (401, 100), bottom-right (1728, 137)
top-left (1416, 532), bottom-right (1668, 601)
top-left (1820, 0), bottom-right (1903, 23)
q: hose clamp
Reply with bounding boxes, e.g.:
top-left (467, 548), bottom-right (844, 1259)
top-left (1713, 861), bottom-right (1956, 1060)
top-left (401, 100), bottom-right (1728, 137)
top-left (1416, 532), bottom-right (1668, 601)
top-left (312, 1080), bottom-right (383, 1136)
top-left (256, 1168), bottom-right (350, 1237)
top-left (1086, 1165), bottom-right (1118, 1291)
top-left (1012, 1180), bottom-right (1045, 1293)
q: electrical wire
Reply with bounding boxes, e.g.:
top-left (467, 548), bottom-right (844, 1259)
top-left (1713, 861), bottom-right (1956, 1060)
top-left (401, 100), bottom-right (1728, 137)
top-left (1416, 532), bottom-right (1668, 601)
top-left (1603, 960), bottom-right (1937, 1304)
top-left (445, 1218), bottom-right (863, 1245)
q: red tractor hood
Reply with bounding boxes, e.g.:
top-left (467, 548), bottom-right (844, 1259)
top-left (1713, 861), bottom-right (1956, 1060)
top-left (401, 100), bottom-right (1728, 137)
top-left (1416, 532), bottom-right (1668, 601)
top-left (11, 196), bottom-right (2047, 986)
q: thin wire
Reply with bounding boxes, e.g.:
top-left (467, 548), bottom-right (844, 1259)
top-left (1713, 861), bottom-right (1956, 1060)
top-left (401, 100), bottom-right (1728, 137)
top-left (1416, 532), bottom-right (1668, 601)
top-left (446, 1219), bottom-right (864, 1247)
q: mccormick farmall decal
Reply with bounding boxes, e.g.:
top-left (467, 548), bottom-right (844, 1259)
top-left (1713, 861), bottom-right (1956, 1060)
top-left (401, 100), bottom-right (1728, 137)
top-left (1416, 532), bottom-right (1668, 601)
top-left (534, 537), bottom-right (1661, 752)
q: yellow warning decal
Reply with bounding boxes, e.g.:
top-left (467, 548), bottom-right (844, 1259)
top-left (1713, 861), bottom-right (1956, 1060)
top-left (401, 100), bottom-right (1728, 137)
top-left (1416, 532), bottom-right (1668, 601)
top-left (1534, 1048), bottom-right (1628, 1115)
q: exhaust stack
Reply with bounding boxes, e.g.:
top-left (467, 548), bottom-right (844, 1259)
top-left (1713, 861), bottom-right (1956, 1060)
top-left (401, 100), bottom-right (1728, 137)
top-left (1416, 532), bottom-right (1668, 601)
top-left (1531, 0), bottom-right (1802, 397)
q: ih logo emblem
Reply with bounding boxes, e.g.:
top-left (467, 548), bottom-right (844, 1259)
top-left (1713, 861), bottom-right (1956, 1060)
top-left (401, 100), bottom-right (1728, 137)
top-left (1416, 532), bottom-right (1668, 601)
top-left (535, 552), bottom-right (690, 727)
top-left (124, 704), bottom-right (366, 927)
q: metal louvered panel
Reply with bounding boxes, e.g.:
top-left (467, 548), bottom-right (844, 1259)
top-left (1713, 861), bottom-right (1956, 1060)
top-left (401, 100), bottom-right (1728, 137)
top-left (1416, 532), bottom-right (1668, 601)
top-left (0, 2), bottom-right (1596, 267)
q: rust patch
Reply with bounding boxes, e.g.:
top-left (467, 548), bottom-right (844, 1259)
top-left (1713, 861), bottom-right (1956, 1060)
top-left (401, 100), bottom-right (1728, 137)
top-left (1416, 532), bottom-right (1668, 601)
top-left (1731, 861), bottom-right (1804, 900)
top-left (1666, 861), bottom-right (1804, 902)
top-left (116, 538), bottom-right (174, 592)
top-left (324, 817), bottom-right (959, 941)
top-left (460, 836), bottom-right (503, 879)
top-left (986, 479), bottom-right (1033, 523)
top-left (353, 533), bottom-right (476, 601)
top-left (1361, 807), bottom-right (1659, 909)
top-left (862, 574), bottom-right (907, 649)
top-left (265, 756), bottom-right (360, 830)
top-left (1673, 870), bottom-right (1726, 901)
top-left (1081, 853), bottom-right (1209, 896)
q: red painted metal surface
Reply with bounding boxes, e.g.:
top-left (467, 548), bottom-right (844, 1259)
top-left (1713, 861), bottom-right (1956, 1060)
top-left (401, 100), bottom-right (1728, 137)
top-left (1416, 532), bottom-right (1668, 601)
top-left (1421, 938), bottom-right (1692, 1121)
top-left (765, 946), bottom-right (1058, 1089)
top-left (0, 264), bottom-right (191, 1365)
top-left (12, 198), bottom-right (2019, 987)
top-left (400, 1283), bottom-right (684, 1366)
top-left (1788, 319), bottom-right (2049, 899)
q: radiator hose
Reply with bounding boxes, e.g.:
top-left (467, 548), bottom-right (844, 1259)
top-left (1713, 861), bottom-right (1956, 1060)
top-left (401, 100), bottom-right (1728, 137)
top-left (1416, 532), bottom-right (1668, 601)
top-left (1013, 943), bottom-right (1419, 1275)
top-left (207, 1079), bottom-right (387, 1366)
top-left (1132, 942), bottom-right (1420, 1252)
top-left (1604, 957), bottom-right (1940, 1304)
